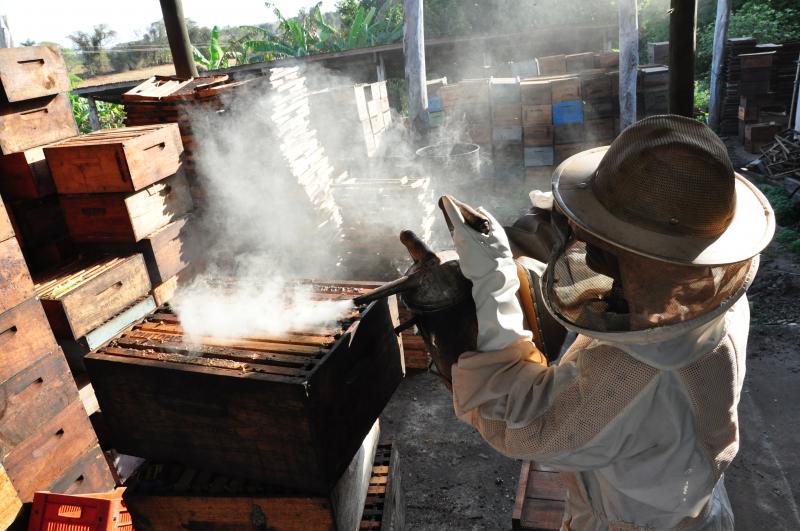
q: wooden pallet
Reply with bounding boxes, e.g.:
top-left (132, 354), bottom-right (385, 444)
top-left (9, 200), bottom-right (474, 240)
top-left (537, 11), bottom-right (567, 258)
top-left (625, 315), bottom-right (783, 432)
top-left (86, 282), bottom-right (404, 494)
top-left (360, 443), bottom-right (404, 530)
top-left (513, 461), bottom-right (567, 531)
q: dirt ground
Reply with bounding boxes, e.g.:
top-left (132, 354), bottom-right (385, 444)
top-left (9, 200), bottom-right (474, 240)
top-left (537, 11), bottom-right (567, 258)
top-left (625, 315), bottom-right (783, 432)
top-left (379, 143), bottom-right (800, 530)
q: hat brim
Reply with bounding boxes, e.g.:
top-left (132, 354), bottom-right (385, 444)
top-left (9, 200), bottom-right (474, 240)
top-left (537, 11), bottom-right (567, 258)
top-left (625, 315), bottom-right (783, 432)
top-left (552, 147), bottom-right (776, 266)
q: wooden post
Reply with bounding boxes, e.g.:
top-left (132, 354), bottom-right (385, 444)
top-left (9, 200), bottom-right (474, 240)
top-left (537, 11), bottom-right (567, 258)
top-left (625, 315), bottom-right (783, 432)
top-left (0, 15), bottom-right (13, 48)
top-left (87, 96), bottom-right (101, 131)
top-left (403, 0), bottom-right (428, 134)
top-left (708, 0), bottom-right (731, 130)
top-left (618, 0), bottom-right (639, 130)
top-left (159, 0), bottom-right (198, 78)
top-left (669, 0), bottom-right (697, 117)
top-left (375, 52), bottom-right (386, 82)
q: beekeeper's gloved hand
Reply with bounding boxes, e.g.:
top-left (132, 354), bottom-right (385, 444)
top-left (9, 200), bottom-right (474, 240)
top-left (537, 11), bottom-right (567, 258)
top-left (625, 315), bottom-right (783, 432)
top-left (442, 197), bottom-right (532, 352)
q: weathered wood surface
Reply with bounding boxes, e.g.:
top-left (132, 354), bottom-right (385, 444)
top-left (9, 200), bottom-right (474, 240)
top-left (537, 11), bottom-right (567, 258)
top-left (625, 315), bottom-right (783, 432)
top-left (0, 146), bottom-right (56, 199)
top-left (0, 351), bottom-right (78, 460)
top-left (403, 0), bottom-right (428, 131)
top-left (0, 464), bottom-right (22, 530)
top-left (618, 0), bottom-right (639, 130)
top-left (0, 46), bottom-right (69, 102)
top-left (0, 199), bottom-right (13, 242)
top-left (3, 399), bottom-right (99, 502)
top-left (0, 93), bottom-right (78, 155)
top-left (35, 254), bottom-right (151, 339)
top-left (512, 461), bottom-right (567, 531)
top-left (60, 171), bottom-right (192, 243)
top-left (0, 237), bottom-right (34, 315)
top-left (86, 286), bottom-right (403, 494)
top-left (47, 444), bottom-right (116, 495)
top-left (0, 297), bottom-right (59, 384)
top-left (359, 444), bottom-right (405, 531)
top-left (125, 420), bottom-right (380, 531)
top-left (44, 124), bottom-right (183, 194)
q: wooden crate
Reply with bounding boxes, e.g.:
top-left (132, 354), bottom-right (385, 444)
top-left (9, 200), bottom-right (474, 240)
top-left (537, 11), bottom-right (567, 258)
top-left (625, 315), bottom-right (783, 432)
top-left (647, 41), bottom-right (669, 64)
top-left (0, 351), bottom-right (78, 460)
top-left (536, 55), bottom-right (566, 76)
top-left (520, 80), bottom-right (552, 106)
top-left (522, 105), bottom-right (552, 126)
top-left (4, 399), bottom-right (102, 502)
top-left (555, 143), bottom-right (586, 164)
top-left (0, 46), bottom-right (70, 103)
top-left (565, 52), bottom-right (595, 73)
top-left (60, 172), bottom-right (192, 243)
top-left (552, 102), bottom-right (584, 126)
top-left (584, 119), bottom-right (615, 143)
top-left (35, 254), bottom-right (151, 339)
top-left (125, 421), bottom-right (381, 531)
top-left (0, 198), bottom-right (13, 242)
top-left (0, 93), bottom-right (77, 155)
top-left (0, 236), bottom-right (34, 315)
top-left (86, 286), bottom-right (404, 494)
top-left (581, 74), bottom-right (612, 99)
top-left (492, 103), bottom-right (522, 126)
top-left (523, 125), bottom-right (554, 147)
top-left (524, 147), bottom-right (555, 167)
top-left (360, 444), bottom-right (404, 531)
top-left (0, 297), bottom-right (59, 384)
top-left (641, 89), bottom-right (668, 116)
top-left (639, 66), bottom-right (669, 90)
top-left (0, 464), bottom-right (22, 530)
top-left (44, 124), bottom-right (183, 194)
top-left (490, 79), bottom-right (521, 103)
top-left (583, 98), bottom-right (615, 120)
top-left (493, 126), bottom-right (523, 143)
top-left (512, 461), bottom-right (567, 531)
top-left (0, 146), bottom-right (56, 200)
top-left (45, 444), bottom-right (116, 496)
top-left (440, 80), bottom-right (490, 107)
top-left (449, 103), bottom-right (491, 125)
top-left (551, 78), bottom-right (581, 103)
top-left (594, 51), bottom-right (619, 70)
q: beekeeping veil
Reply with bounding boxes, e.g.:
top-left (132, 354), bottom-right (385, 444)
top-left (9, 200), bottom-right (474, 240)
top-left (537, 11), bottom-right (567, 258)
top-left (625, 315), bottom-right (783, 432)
top-left (543, 115), bottom-right (775, 333)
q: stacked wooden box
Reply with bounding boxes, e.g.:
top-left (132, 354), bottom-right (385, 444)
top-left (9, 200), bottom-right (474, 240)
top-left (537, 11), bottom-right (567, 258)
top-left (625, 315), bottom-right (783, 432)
top-left (513, 461), bottom-right (567, 531)
top-left (36, 123), bottom-right (193, 371)
top-left (0, 47), bottom-right (80, 274)
top-left (0, 198), bottom-right (115, 522)
top-left (310, 81), bottom-right (392, 161)
top-left (439, 79), bottom-right (492, 154)
top-left (719, 38), bottom-right (761, 136)
top-left (648, 41), bottom-right (670, 65)
top-left (491, 78), bottom-right (524, 180)
top-left (638, 65), bottom-right (670, 117)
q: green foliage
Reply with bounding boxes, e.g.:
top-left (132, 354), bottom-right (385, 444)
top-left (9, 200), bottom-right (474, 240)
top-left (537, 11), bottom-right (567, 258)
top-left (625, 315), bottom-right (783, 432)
top-left (241, 1), bottom-right (402, 62)
top-left (696, 1), bottom-right (800, 77)
top-left (775, 228), bottom-right (800, 255)
top-left (758, 184), bottom-right (800, 226)
top-left (68, 24), bottom-right (116, 75)
top-left (694, 79), bottom-right (710, 122)
top-left (68, 74), bottom-right (126, 134)
top-left (193, 26), bottom-right (231, 70)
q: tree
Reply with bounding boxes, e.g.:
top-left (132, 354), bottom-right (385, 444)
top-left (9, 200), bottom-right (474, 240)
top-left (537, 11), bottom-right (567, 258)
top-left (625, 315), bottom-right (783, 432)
top-left (68, 24), bottom-right (116, 75)
top-left (21, 39), bottom-right (36, 46)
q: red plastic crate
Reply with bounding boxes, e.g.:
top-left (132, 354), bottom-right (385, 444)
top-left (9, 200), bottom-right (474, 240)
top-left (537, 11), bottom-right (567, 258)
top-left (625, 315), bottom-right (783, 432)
top-left (27, 487), bottom-right (133, 531)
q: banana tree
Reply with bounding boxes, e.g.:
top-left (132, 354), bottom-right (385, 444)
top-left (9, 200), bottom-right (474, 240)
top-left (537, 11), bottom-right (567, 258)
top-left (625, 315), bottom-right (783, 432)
top-left (193, 26), bottom-right (231, 70)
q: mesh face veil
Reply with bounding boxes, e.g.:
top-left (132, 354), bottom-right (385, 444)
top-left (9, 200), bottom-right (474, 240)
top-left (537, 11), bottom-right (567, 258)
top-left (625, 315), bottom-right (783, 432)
top-left (542, 210), bottom-right (753, 333)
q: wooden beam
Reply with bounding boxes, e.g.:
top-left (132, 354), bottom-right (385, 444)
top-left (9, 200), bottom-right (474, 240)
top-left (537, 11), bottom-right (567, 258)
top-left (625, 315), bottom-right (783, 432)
top-left (669, 0), bottom-right (697, 117)
top-left (158, 0), bottom-right (198, 78)
top-left (403, 0), bottom-right (428, 133)
top-left (708, 0), bottom-right (731, 131)
top-left (86, 96), bottom-right (101, 131)
top-left (618, 0), bottom-right (639, 130)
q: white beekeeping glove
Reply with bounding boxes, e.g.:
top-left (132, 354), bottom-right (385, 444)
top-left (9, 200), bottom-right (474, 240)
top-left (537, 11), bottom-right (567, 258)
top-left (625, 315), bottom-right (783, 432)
top-left (529, 189), bottom-right (554, 210)
top-left (442, 197), bottom-right (532, 352)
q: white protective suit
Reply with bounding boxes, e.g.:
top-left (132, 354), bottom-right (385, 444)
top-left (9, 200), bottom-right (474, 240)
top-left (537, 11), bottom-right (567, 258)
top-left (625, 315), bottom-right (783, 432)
top-left (443, 199), bottom-right (756, 530)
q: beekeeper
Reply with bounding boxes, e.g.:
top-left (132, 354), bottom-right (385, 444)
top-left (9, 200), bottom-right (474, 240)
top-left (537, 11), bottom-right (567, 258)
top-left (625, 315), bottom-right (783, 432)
top-left (443, 115), bottom-right (775, 530)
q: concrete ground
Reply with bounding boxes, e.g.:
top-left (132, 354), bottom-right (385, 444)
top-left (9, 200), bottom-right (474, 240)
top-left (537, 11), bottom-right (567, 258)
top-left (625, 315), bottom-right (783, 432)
top-left (379, 228), bottom-right (800, 530)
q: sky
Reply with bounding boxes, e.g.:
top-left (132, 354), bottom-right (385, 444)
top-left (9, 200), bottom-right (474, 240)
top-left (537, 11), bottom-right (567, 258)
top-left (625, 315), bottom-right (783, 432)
top-left (0, 0), bottom-right (337, 47)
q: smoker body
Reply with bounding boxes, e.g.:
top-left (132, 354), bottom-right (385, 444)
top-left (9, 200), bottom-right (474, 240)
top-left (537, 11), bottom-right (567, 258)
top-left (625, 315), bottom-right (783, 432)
top-left (85, 291), bottom-right (404, 494)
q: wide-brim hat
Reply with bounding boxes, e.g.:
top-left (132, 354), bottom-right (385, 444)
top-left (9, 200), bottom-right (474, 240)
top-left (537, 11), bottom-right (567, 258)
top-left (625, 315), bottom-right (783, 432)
top-left (552, 115), bottom-right (775, 266)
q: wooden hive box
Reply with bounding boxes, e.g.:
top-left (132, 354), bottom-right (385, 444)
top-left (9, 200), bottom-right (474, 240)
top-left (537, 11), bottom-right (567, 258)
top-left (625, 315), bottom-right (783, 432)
top-left (60, 172), bottom-right (192, 243)
top-left (0, 464), bottom-right (22, 529)
top-left (85, 283), bottom-right (404, 494)
top-left (35, 254), bottom-right (152, 339)
top-left (522, 105), bottom-right (552, 126)
top-left (125, 420), bottom-right (382, 531)
top-left (44, 124), bottom-right (183, 194)
top-left (581, 74), bottom-right (612, 99)
top-left (0, 46), bottom-right (70, 103)
top-left (0, 297), bottom-right (59, 384)
top-left (512, 461), bottom-right (567, 531)
top-left (594, 51), bottom-right (619, 70)
top-left (551, 78), bottom-right (581, 103)
top-left (8, 196), bottom-right (68, 249)
top-left (523, 125), bottom-right (554, 147)
top-left (565, 52), bottom-right (595, 73)
top-left (492, 103), bottom-right (522, 126)
top-left (0, 146), bottom-right (56, 200)
top-left (490, 78), bottom-right (521, 104)
top-left (520, 80), bottom-right (552, 106)
top-left (0, 236), bottom-right (35, 315)
top-left (536, 55), bottom-right (566, 76)
top-left (0, 93), bottom-right (78, 155)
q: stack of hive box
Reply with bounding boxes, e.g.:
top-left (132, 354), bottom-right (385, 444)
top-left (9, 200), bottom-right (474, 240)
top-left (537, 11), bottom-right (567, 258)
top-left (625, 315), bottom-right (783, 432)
top-left (309, 81), bottom-right (392, 162)
top-left (638, 64), bottom-right (670, 117)
top-left (719, 38), bottom-right (761, 136)
top-left (37, 122), bottom-right (193, 372)
top-left (427, 76), bottom-right (448, 128)
top-left (0, 46), bottom-right (116, 524)
top-left (737, 51), bottom-right (778, 153)
top-left (491, 78), bottom-right (523, 180)
top-left (439, 79), bottom-right (492, 154)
